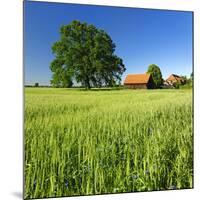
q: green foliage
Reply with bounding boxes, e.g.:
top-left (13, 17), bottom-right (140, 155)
top-left (188, 72), bottom-right (193, 87)
top-left (180, 84), bottom-right (192, 89)
top-left (25, 88), bottom-right (193, 199)
top-left (50, 20), bottom-right (125, 89)
top-left (50, 59), bottom-right (73, 88)
top-left (173, 81), bottom-right (181, 89)
top-left (179, 73), bottom-right (193, 89)
top-left (147, 64), bottom-right (163, 88)
top-left (34, 83), bottom-right (39, 87)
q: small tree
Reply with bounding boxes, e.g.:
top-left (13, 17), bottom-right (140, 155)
top-left (34, 83), bottom-right (39, 87)
top-left (147, 64), bottom-right (163, 88)
top-left (182, 73), bottom-right (193, 88)
top-left (173, 81), bottom-right (180, 89)
top-left (190, 72), bottom-right (193, 80)
top-left (190, 72), bottom-right (193, 86)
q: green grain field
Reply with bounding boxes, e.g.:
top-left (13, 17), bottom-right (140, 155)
top-left (24, 88), bottom-right (193, 199)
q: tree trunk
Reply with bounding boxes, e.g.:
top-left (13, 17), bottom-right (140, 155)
top-left (85, 76), bottom-right (91, 89)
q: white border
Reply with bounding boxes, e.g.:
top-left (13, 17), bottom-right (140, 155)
top-left (0, 0), bottom-right (199, 200)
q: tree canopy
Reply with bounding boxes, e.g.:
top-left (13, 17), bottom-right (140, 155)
top-left (50, 20), bottom-right (126, 89)
top-left (147, 64), bottom-right (163, 88)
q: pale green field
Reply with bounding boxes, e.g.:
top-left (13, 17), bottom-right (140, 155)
top-left (25, 88), bottom-right (193, 199)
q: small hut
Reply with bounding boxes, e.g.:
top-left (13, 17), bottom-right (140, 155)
top-left (124, 73), bottom-right (154, 89)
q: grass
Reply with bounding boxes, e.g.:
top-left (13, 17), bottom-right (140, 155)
top-left (24, 88), bottom-right (193, 199)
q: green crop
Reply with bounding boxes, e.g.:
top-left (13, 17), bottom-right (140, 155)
top-left (24, 88), bottom-right (193, 199)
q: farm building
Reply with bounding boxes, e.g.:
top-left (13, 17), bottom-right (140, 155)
top-left (165, 74), bottom-right (186, 86)
top-left (124, 73), bottom-right (154, 89)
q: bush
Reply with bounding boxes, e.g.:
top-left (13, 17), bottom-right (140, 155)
top-left (173, 82), bottom-right (181, 89)
top-left (34, 83), bottom-right (39, 87)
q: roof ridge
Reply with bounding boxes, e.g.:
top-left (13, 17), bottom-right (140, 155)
top-left (171, 74), bottom-right (180, 77)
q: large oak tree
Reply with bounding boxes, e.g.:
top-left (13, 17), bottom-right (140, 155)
top-left (50, 20), bottom-right (125, 89)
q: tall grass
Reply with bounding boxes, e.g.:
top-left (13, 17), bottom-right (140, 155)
top-left (25, 88), bottom-right (193, 199)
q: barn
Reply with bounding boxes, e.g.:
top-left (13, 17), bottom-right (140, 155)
top-left (166, 74), bottom-right (186, 85)
top-left (124, 73), bottom-right (154, 89)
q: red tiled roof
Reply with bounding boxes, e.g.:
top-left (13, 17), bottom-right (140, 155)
top-left (124, 73), bottom-right (151, 84)
top-left (166, 74), bottom-right (184, 82)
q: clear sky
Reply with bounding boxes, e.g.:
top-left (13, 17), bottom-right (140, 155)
top-left (24, 1), bottom-right (193, 85)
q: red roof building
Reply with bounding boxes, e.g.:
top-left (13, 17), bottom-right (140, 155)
top-left (166, 74), bottom-right (186, 85)
top-left (124, 73), bottom-right (154, 89)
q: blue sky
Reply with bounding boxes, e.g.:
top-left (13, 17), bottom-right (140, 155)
top-left (24, 1), bottom-right (193, 85)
